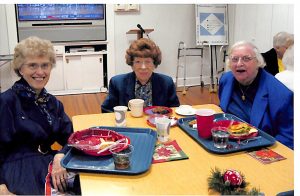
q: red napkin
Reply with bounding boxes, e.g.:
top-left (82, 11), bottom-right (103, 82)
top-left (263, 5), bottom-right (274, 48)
top-left (247, 148), bottom-right (286, 164)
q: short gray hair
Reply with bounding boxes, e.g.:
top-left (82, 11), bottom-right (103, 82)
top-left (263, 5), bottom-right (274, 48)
top-left (226, 41), bottom-right (265, 70)
top-left (12, 36), bottom-right (56, 77)
top-left (273, 32), bottom-right (294, 48)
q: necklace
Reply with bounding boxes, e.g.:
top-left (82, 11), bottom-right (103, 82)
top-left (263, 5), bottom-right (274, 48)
top-left (238, 83), bottom-right (251, 101)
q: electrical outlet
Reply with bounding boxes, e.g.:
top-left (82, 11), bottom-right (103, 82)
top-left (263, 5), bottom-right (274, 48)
top-left (114, 4), bottom-right (126, 11)
top-left (126, 4), bottom-right (139, 11)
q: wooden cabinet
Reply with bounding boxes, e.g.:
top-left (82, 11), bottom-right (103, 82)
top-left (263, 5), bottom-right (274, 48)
top-left (46, 51), bottom-right (105, 95)
top-left (81, 55), bottom-right (104, 91)
top-left (45, 42), bottom-right (107, 95)
top-left (45, 56), bottom-right (65, 92)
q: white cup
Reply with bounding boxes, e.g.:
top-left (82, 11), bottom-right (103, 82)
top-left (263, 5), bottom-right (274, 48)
top-left (128, 99), bottom-right (144, 117)
top-left (113, 106), bottom-right (128, 127)
top-left (155, 117), bottom-right (171, 143)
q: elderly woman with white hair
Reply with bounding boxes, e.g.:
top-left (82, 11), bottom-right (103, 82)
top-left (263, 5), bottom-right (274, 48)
top-left (218, 41), bottom-right (294, 149)
top-left (275, 44), bottom-right (294, 92)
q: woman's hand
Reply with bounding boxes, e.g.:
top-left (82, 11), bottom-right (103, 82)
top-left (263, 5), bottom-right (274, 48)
top-left (0, 184), bottom-right (15, 195)
top-left (51, 153), bottom-right (68, 193)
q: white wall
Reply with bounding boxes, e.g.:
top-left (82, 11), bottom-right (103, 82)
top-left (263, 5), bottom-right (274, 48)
top-left (0, 5), bottom-right (9, 55)
top-left (232, 4), bottom-right (294, 53)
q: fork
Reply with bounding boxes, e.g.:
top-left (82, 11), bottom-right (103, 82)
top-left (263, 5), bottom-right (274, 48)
top-left (240, 136), bottom-right (262, 145)
top-left (97, 138), bottom-right (127, 154)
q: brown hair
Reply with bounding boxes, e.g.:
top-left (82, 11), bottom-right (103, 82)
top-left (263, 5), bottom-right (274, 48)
top-left (125, 38), bottom-right (161, 67)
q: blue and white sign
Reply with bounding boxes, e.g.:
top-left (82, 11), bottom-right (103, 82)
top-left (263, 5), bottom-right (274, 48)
top-left (196, 4), bottom-right (228, 45)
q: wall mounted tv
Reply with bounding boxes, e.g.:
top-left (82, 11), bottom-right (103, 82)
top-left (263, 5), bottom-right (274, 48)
top-left (16, 4), bottom-right (106, 42)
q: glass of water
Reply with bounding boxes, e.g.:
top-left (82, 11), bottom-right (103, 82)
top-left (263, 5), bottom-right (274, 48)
top-left (211, 127), bottom-right (230, 149)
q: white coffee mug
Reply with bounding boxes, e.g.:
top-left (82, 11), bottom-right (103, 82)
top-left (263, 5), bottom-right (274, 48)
top-left (128, 99), bottom-right (144, 117)
top-left (113, 106), bottom-right (128, 127)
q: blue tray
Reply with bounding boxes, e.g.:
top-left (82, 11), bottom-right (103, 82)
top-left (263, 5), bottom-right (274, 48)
top-left (61, 126), bottom-right (157, 175)
top-left (177, 113), bottom-right (276, 154)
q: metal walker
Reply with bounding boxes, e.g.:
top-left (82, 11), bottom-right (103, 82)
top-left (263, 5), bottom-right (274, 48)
top-left (175, 41), bottom-right (204, 95)
top-left (175, 41), bottom-right (227, 94)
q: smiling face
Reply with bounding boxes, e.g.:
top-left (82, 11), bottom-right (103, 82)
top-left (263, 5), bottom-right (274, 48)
top-left (229, 44), bottom-right (259, 85)
top-left (19, 56), bottom-right (52, 95)
top-left (132, 57), bottom-right (155, 85)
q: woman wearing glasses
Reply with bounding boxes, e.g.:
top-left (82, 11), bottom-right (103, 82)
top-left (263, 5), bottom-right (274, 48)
top-left (0, 37), bottom-right (80, 195)
top-left (218, 41), bottom-right (293, 149)
top-left (101, 38), bottom-right (180, 113)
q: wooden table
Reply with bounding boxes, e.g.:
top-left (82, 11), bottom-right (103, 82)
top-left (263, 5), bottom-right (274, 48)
top-left (72, 104), bottom-right (294, 195)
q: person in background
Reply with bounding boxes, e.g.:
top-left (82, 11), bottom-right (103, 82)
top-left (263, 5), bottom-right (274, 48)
top-left (101, 38), bottom-right (180, 112)
top-left (275, 44), bottom-right (294, 92)
top-left (0, 36), bottom-right (80, 195)
top-left (218, 41), bottom-right (293, 149)
top-left (261, 31), bottom-right (294, 76)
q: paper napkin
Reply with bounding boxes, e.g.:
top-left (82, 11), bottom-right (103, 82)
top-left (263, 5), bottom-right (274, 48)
top-left (152, 140), bottom-right (188, 164)
top-left (247, 148), bottom-right (286, 164)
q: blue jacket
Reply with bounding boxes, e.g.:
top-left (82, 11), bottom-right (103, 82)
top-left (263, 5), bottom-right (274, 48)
top-left (218, 69), bottom-right (294, 149)
top-left (0, 80), bottom-right (73, 194)
top-left (101, 72), bottom-right (180, 112)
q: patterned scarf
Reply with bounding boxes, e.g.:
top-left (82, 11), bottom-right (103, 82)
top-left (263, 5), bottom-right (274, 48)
top-left (135, 79), bottom-right (153, 107)
top-left (12, 78), bottom-right (53, 125)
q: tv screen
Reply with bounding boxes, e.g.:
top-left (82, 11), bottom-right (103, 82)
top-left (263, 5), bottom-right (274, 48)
top-left (17, 4), bottom-right (105, 21)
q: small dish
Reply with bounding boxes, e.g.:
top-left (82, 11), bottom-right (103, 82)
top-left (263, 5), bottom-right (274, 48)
top-left (144, 106), bottom-right (173, 115)
top-left (147, 114), bottom-right (177, 127)
top-left (175, 106), bottom-right (196, 116)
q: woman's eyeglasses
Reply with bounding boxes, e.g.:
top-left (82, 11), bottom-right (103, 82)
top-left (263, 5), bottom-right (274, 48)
top-left (23, 63), bottom-right (52, 70)
top-left (230, 56), bottom-right (256, 63)
top-left (133, 60), bottom-right (154, 66)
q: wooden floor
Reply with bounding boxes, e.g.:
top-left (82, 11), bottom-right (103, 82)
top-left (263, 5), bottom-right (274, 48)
top-left (56, 85), bottom-right (220, 118)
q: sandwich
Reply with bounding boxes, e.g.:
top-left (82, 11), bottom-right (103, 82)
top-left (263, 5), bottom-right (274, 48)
top-left (228, 123), bottom-right (258, 136)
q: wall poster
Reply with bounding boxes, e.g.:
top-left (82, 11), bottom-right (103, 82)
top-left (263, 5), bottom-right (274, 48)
top-left (195, 4), bottom-right (229, 46)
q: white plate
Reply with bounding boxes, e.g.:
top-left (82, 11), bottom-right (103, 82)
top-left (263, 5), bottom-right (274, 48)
top-left (175, 107), bottom-right (196, 116)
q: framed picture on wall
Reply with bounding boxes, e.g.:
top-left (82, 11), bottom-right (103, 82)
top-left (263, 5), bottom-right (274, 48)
top-left (195, 4), bottom-right (229, 46)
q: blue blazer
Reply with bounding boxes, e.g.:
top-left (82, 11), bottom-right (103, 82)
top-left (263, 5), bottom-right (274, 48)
top-left (218, 69), bottom-right (294, 149)
top-left (101, 72), bottom-right (180, 112)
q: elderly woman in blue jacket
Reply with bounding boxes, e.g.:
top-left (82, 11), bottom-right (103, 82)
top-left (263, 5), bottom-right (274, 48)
top-left (0, 37), bottom-right (80, 195)
top-left (101, 38), bottom-right (180, 113)
top-left (218, 41), bottom-right (293, 149)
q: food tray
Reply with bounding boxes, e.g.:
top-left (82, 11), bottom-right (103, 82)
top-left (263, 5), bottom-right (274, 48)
top-left (177, 113), bottom-right (276, 154)
top-left (61, 126), bottom-right (157, 175)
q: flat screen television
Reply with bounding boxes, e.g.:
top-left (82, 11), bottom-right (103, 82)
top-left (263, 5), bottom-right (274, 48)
top-left (16, 4), bottom-right (106, 42)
